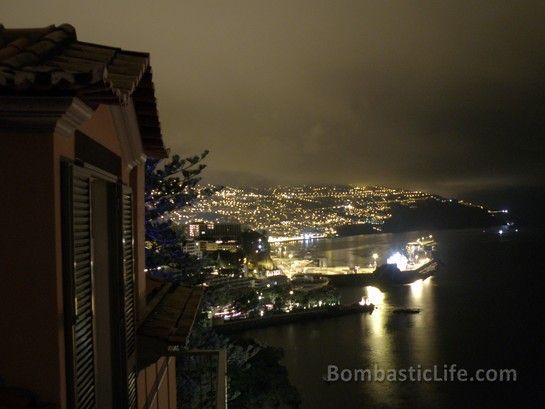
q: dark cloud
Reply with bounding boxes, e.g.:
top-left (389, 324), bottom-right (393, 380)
top-left (4, 0), bottom-right (545, 198)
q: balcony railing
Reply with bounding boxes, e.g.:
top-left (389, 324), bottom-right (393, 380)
top-left (176, 350), bottom-right (227, 409)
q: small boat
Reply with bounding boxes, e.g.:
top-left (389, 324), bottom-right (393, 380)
top-left (393, 308), bottom-right (421, 314)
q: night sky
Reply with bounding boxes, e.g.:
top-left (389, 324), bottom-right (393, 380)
top-left (3, 1), bottom-right (545, 210)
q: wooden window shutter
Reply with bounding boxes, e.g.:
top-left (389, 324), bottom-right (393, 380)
top-left (62, 163), bottom-right (97, 409)
top-left (122, 186), bottom-right (137, 409)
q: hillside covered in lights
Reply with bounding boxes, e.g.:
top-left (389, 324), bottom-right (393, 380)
top-left (170, 185), bottom-right (508, 238)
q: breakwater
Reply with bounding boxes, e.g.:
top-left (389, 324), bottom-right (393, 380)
top-left (213, 303), bottom-right (374, 333)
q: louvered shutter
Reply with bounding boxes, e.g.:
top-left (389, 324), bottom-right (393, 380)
top-left (122, 187), bottom-right (137, 409)
top-left (62, 164), bottom-right (97, 409)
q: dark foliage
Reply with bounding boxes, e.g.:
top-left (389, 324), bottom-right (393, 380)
top-left (145, 151), bottom-right (220, 283)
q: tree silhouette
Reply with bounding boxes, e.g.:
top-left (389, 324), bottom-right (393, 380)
top-left (145, 151), bottom-right (220, 283)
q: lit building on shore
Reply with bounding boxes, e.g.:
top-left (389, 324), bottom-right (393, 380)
top-left (185, 222), bottom-right (244, 241)
top-left (182, 239), bottom-right (203, 259)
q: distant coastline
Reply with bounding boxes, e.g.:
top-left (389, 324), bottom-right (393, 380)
top-left (173, 185), bottom-right (511, 239)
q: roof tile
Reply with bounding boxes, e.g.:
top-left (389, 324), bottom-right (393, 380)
top-left (0, 23), bottom-right (167, 158)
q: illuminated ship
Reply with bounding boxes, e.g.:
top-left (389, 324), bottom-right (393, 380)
top-left (373, 236), bottom-right (438, 284)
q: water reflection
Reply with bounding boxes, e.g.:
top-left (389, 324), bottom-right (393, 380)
top-left (362, 286), bottom-right (386, 338)
top-left (409, 279), bottom-right (424, 300)
top-left (363, 285), bottom-right (385, 306)
top-left (360, 285), bottom-right (407, 406)
top-left (355, 279), bottom-right (438, 406)
top-left (408, 276), bottom-right (433, 306)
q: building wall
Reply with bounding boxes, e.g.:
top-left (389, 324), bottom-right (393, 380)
top-left (0, 101), bottom-right (175, 408)
top-left (78, 104), bottom-right (130, 184)
top-left (137, 357), bottom-right (177, 409)
top-left (0, 131), bottom-right (64, 405)
top-left (52, 125), bottom-right (76, 408)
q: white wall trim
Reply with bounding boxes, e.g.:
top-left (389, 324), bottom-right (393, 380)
top-left (55, 97), bottom-right (94, 138)
top-left (110, 100), bottom-right (147, 170)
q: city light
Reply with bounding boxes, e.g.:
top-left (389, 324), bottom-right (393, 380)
top-left (171, 185), bottom-right (436, 239)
